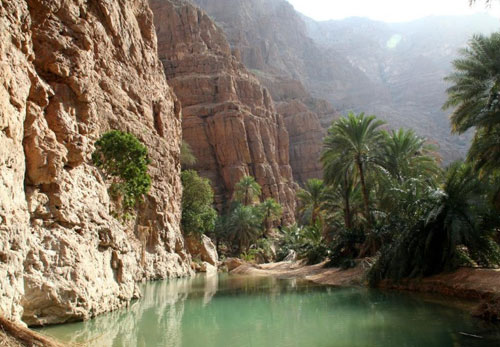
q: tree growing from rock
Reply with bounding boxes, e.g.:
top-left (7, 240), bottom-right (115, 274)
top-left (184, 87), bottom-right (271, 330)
top-left (92, 130), bottom-right (151, 213)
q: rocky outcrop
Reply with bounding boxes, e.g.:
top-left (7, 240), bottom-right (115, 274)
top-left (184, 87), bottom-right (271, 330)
top-left (150, 0), bottom-right (296, 221)
top-left (185, 234), bottom-right (218, 267)
top-left (0, 0), bottom-right (191, 326)
top-left (276, 100), bottom-right (324, 183)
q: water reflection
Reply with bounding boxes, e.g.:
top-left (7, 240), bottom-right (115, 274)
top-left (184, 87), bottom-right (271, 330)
top-left (39, 274), bottom-right (500, 347)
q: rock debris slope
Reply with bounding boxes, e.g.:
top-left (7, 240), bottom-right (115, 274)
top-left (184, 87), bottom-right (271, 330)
top-left (0, 0), bottom-right (191, 326)
top-left (150, 0), bottom-right (297, 222)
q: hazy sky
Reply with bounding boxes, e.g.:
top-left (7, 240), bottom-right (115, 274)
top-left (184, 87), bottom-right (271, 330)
top-left (287, 0), bottom-right (500, 22)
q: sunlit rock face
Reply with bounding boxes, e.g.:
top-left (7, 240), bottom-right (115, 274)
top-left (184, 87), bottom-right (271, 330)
top-left (150, 0), bottom-right (297, 222)
top-left (185, 234), bottom-right (218, 267)
top-left (190, 0), bottom-right (338, 184)
top-left (0, 0), bottom-right (191, 325)
top-left (193, 0), bottom-right (499, 163)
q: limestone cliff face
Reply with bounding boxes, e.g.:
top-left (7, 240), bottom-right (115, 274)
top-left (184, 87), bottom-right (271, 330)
top-left (0, 0), bottom-right (191, 326)
top-left (276, 100), bottom-right (324, 183)
top-left (192, 0), bottom-right (338, 184)
top-left (150, 0), bottom-right (296, 222)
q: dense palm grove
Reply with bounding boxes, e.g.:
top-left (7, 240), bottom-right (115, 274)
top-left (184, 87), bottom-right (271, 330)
top-left (180, 30), bottom-right (500, 280)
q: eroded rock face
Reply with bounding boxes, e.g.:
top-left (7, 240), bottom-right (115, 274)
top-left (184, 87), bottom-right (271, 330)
top-left (192, 0), bottom-right (338, 184)
top-left (0, 0), bottom-right (191, 325)
top-left (150, 0), bottom-right (296, 222)
top-left (185, 234), bottom-right (218, 267)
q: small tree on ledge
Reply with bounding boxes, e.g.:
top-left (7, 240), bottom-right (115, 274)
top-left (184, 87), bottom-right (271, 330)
top-left (92, 130), bottom-right (151, 215)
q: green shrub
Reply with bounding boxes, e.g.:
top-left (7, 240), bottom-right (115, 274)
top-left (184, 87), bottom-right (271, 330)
top-left (276, 223), bottom-right (329, 264)
top-left (327, 228), bottom-right (365, 268)
top-left (92, 130), bottom-right (151, 212)
top-left (181, 170), bottom-right (217, 235)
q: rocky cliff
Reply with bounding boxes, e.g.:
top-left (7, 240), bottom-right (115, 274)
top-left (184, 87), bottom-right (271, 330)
top-left (150, 0), bottom-right (297, 222)
top-left (0, 0), bottom-right (191, 326)
top-left (192, 0), bottom-right (335, 184)
top-left (193, 0), bottom-right (499, 163)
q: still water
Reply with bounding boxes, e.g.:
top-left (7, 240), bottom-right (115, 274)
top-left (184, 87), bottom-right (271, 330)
top-left (39, 274), bottom-right (500, 347)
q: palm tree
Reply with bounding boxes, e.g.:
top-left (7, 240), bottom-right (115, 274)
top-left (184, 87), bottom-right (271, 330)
top-left (227, 205), bottom-right (263, 253)
top-left (444, 32), bottom-right (500, 174)
top-left (233, 175), bottom-right (262, 206)
top-left (467, 127), bottom-right (500, 174)
top-left (322, 112), bottom-right (385, 226)
top-left (323, 169), bottom-right (362, 230)
top-left (297, 179), bottom-right (326, 226)
top-left (370, 161), bottom-right (500, 283)
top-left (379, 129), bottom-right (440, 182)
top-left (259, 198), bottom-right (283, 236)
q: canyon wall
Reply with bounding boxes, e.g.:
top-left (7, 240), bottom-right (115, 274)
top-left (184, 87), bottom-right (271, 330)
top-left (192, 0), bottom-right (337, 184)
top-left (194, 0), bottom-right (499, 163)
top-left (150, 0), bottom-right (297, 222)
top-left (0, 0), bottom-right (191, 326)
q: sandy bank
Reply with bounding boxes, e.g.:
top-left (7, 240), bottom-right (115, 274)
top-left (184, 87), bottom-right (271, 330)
top-left (230, 260), bottom-right (366, 287)
top-left (230, 261), bottom-right (500, 320)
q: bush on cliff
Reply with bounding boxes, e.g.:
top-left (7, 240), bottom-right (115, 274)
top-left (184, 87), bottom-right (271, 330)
top-left (92, 130), bottom-right (151, 212)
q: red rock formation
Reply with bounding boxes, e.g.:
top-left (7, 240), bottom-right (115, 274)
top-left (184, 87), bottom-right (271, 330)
top-left (150, 0), bottom-right (296, 222)
top-left (276, 100), bottom-right (324, 183)
top-left (192, 0), bottom-right (339, 184)
top-left (0, 0), bottom-right (191, 325)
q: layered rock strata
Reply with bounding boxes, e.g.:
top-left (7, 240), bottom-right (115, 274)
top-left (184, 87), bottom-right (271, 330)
top-left (150, 0), bottom-right (297, 221)
top-left (0, 0), bottom-right (191, 326)
top-left (192, 0), bottom-right (338, 183)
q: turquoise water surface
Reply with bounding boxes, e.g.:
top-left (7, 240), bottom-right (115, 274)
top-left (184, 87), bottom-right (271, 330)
top-left (39, 274), bottom-right (500, 346)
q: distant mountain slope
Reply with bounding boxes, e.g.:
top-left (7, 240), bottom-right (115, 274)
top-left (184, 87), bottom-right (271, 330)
top-left (306, 14), bottom-right (500, 161)
top-left (192, 0), bottom-right (499, 162)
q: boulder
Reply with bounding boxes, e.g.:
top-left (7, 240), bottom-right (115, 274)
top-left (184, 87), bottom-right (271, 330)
top-left (199, 262), bottom-right (218, 275)
top-left (224, 258), bottom-right (246, 272)
top-left (185, 234), bottom-right (218, 267)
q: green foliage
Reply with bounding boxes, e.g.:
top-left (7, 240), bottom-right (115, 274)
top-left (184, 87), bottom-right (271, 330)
top-left (277, 223), bottom-right (329, 264)
top-left (227, 204), bottom-right (264, 253)
top-left (297, 179), bottom-right (327, 226)
top-left (379, 128), bottom-right (440, 182)
top-left (253, 238), bottom-right (275, 262)
top-left (313, 104), bottom-right (499, 280)
top-left (233, 176), bottom-right (262, 206)
top-left (181, 170), bottom-right (217, 235)
top-left (258, 198), bottom-right (283, 235)
top-left (444, 32), bottom-right (500, 175)
top-left (327, 228), bottom-right (365, 269)
top-left (322, 112), bottom-right (385, 227)
top-left (92, 130), bottom-right (151, 212)
top-left (180, 140), bottom-right (197, 168)
top-left (369, 161), bottom-right (500, 284)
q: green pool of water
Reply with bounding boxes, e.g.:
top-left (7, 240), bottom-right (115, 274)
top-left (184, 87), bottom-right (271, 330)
top-left (38, 274), bottom-right (500, 346)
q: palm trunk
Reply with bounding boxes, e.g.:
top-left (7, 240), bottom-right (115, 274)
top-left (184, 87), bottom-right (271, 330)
top-left (356, 157), bottom-right (371, 226)
top-left (343, 174), bottom-right (352, 229)
top-left (311, 208), bottom-right (318, 226)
